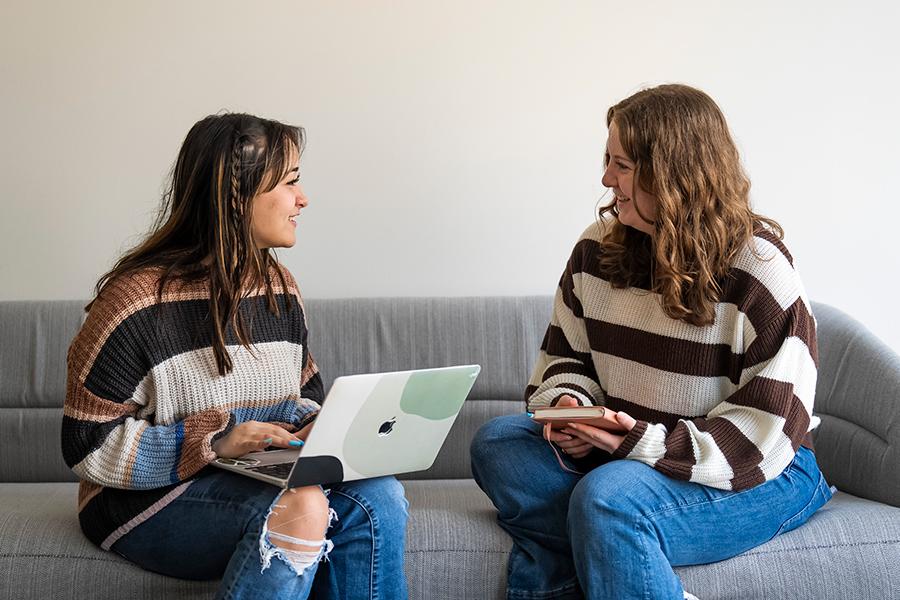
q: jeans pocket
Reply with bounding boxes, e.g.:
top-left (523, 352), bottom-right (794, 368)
top-left (774, 472), bottom-right (833, 537)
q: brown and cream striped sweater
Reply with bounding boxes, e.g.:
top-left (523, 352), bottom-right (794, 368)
top-left (61, 265), bottom-right (323, 550)
top-left (526, 222), bottom-right (818, 491)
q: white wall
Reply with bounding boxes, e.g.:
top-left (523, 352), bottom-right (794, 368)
top-left (2, 1), bottom-right (899, 352)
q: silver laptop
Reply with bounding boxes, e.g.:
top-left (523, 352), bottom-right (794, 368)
top-left (212, 365), bottom-right (481, 488)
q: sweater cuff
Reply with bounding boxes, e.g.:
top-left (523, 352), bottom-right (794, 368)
top-left (184, 410), bottom-right (234, 475)
top-left (211, 413), bottom-right (237, 446)
top-left (526, 388), bottom-right (596, 411)
top-left (296, 408), bottom-right (319, 431)
top-left (550, 392), bottom-right (594, 407)
top-left (612, 419), bottom-right (649, 459)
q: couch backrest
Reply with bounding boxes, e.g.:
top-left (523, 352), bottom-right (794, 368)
top-left (808, 302), bottom-right (900, 507)
top-left (0, 297), bottom-right (549, 484)
top-left (0, 300), bottom-right (86, 483)
top-left (303, 297), bottom-right (550, 481)
top-left (1, 298), bottom-right (898, 507)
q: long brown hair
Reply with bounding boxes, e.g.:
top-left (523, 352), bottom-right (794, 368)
top-left (90, 113), bottom-right (305, 375)
top-left (597, 84), bottom-right (783, 326)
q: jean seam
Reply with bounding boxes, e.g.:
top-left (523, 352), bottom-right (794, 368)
top-left (507, 535), bottom-right (578, 599)
top-left (635, 513), bottom-right (686, 600)
top-left (504, 526), bottom-right (578, 598)
top-left (772, 471), bottom-right (829, 538)
top-left (510, 579), bottom-right (579, 595)
top-left (159, 495), bottom-right (277, 511)
top-left (642, 488), bottom-right (741, 520)
top-left (218, 525), bottom-right (261, 600)
top-left (507, 580), bottom-right (579, 599)
top-left (328, 488), bottom-right (378, 599)
top-left (636, 515), bottom-right (651, 600)
top-left (642, 479), bottom-right (769, 521)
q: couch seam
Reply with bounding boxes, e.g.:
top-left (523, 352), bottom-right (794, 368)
top-left (0, 553), bottom-right (124, 562)
top-left (1, 549), bottom-right (512, 560)
top-left (740, 539), bottom-right (900, 557)
top-left (7, 540), bottom-right (899, 561)
top-left (405, 549), bottom-right (509, 554)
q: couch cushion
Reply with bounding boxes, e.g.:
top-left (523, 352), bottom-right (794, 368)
top-left (0, 301), bottom-right (85, 483)
top-left (0, 399), bottom-right (520, 484)
top-left (2, 482), bottom-right (898, 599)
top-left (0, 408), bottom-right (77, 482)
top-left (403, 481), bottom-right (900, 600)
top-left (0, 483), bottom-right (216, 599)
top-left (403, 480), bottom-right (511, 599)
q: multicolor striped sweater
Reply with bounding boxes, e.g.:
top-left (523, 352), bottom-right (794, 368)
top-left (61, 266), bottom-right (323, 550)
top-left (526, 222), bottom-right (818, 491)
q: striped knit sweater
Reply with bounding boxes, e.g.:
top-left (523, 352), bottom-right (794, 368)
top-left (61, 266), bottom-right (323, 550)
top-left (526, 222), bottom-right (818, 491)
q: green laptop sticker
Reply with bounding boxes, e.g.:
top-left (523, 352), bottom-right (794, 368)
top-left (400, 370), bottom-right (470, 419)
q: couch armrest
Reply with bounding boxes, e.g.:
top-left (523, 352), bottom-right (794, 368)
top-left (811, 301), bottom-right (900, 507)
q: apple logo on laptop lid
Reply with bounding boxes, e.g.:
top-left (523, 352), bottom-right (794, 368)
top-left (378, 417), bottom-right (396, 436)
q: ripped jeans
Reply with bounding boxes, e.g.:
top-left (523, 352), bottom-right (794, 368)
top-left (111, 468), bottom-right (409, 600)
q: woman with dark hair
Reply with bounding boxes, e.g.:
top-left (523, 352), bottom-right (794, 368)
top-left (62, 113), bottom-right (408, 599)
top-left (470, 84), bottom-right (832, 599)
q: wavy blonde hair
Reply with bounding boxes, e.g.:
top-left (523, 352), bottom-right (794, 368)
top-left (597, 84), bottom-right (783, 326)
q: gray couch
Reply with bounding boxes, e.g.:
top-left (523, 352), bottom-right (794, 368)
top-left (1, 297), bottom-right (899, 599)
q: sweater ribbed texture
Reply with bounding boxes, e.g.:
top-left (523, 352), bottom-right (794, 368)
top-left (526, 223), bottom-right (818, 491)
top-left (62, 265), bottom-right (323, 549)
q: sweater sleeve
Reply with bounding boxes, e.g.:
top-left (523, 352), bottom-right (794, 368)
top-left (61, 282), bottom-right (233, 490)
top-left (525, 229), bottom-right (606, 411)
top-left (612, 277), bottom-right (818, 492)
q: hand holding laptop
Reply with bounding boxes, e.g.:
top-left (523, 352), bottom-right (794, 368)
top-left (212, 365), bottom-right (481, 488)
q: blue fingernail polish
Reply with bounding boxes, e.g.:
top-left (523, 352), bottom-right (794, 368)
top-left (289, 440), bottom-right (304, 447)
top-left (526, 412), bottom-right (534, 417)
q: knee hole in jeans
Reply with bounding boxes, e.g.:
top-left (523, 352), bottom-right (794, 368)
top-left (259, 485), bottom-right (335, 575)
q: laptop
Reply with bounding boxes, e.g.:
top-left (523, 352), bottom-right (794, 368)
top-left (212, 364), bottom-right (481, 488)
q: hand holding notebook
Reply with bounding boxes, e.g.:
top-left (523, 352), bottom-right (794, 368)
top-left (531, 404), bottom-right (628, 433)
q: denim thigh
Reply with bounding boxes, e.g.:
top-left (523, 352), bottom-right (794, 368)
top-left (573, 446), bottom-right (833, 567)
top-left (111, 468), bottom-right (281, 580)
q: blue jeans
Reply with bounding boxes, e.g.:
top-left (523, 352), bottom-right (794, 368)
top-left (470, 414), bottom-right (833, 600)
top-left (112, 469), bottom-right (409, 600)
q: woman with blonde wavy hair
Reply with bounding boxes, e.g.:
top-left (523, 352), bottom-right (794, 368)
top-left (471, 84), bottom-right (832, 600)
